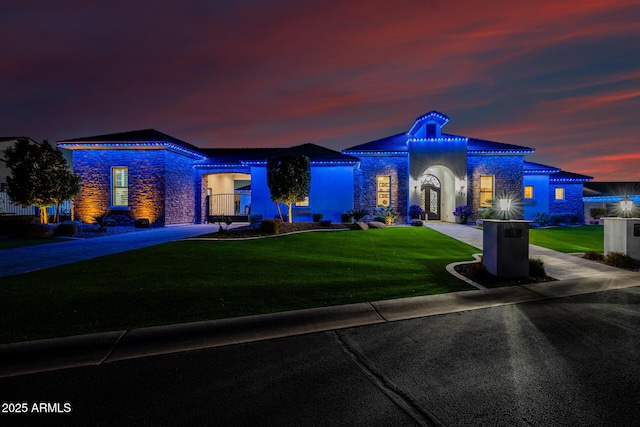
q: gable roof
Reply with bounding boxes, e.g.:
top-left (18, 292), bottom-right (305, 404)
top-left (58, 129), bottom-right (205, 158)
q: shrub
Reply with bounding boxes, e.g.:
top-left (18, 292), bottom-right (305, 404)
top-left (340, 213), bottom-right (351, 223)
top-left (260, 219), bottom-right (279, 234)
top-left (212, 215), bottom-right (233, 233)
top-left (605, 252), bottom-right (639, 269)
top-left (529, 258), bottom-right (546, 278)
top-left (93, 213), bottom-right (115, 231)
top-left (550, 214), bottom-right (567, 226)
top-left (590, 208), bottom-right (607, 219)
top-left (533, 212), bottom-right (551, 227)
top-left (313, 213), bottom-right (324, 222)
top-left (373, 215), bottom-right (386, 223)
top-left (347, 208), bottom-right (368, 222)
top-left (319, 219), bottom-right (332, 226)
top-left (410, 218), bottom-right (423, 227)
top-left (583, 251), bottom-right (604, 261)
top-left (0, 215), bottom-right (37, 237)
top-left (375, 206), bottom-right (397, 225)
top-left (24, 224), bottom-right (52, 239)
top-left (453, 205), bottom-right (473, 220)
top-left (409, 205), bottom-right (425, 219)
top-left (249, 214), bottom-right (263, 224)
top-left (55, 222), bottom-right (78, 236)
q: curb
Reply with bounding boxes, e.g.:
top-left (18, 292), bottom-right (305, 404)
top-left (2, 272), bottom-right (639, 379)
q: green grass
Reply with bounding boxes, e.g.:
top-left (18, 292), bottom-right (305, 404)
top-left (0, 227), bottom-right (477, 344)
top-left (0, 237), bottom-right (68, 250)
top-left (529, 225), bottom-right (603, 253)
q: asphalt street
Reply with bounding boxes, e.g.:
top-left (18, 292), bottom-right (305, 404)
top-left (2, 286), bottom-right (640, 426)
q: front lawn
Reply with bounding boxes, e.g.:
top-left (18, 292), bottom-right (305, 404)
top-left (529, 225), bottom-right (603, 253)
top-left (0, 227), bottom-right (477, 344)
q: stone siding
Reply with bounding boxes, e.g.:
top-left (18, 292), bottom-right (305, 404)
top-left (354, 154), bottom-right (408, 222)
top-left (467, 155), bottom-right (524, 218)
top-left (549, 183), bottom-right (585, 222)
top-left (73, 149), bottom-right (195, 226)
top-left (164, 151), bottom-right (196, 225)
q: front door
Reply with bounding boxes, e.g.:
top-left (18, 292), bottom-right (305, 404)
top-left (423, 185), bottom-right (441, 220)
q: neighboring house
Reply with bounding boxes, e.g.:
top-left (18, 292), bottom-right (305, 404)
top-left (57, 111), bottom-right (592, 226)
top-left (583, 182), bottom-right (640, 221)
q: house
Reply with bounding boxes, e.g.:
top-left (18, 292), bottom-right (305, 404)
top-left (57, 111), bottom-right (592, 226)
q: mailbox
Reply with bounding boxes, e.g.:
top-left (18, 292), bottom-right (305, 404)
top-left (482, 220), bottom-right (531, 278)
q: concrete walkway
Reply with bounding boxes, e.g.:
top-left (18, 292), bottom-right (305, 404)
top-left (0, 223), bottom-right (221, 278)
top-left (1, 222), bottom-right (639, 378)
top-left (426, 222), bottom-right (624, 280)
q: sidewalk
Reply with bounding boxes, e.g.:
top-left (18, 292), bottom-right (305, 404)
top-left (1, 222), bottom-right (639, 378)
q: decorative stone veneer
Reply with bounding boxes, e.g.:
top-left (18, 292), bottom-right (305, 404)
top-left (164, 151), bottom-right (196, 225)
top-left (73, 149), bottom-right (195, 226)
top-left (549, 183), bottom-right (585, 222)
top-left (354, 154), bottom-right (408, 222)
top-left (467, 154), bottom-right (524, 218)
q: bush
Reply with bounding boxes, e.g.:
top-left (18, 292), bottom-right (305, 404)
top-left (605, 252), bottom-right (639, 269)
top-left (340, 213), bottom-right (351, 223)
top-left (249, 214), bottom-right (263, 224)
top-left (590, 208), bottom-right (607, 219)
top-left (347, 208), bottom-right (368, 222)
top-left (373, 215), bottom-right (386, 223)
top-left (55, 222), bottom-right (78, 236)
top-left (550, 214), bottom-right (567, 226)
top-left (410, 219), bottom-right (423, 226)
top-left (529, 258), bottom-right (546, 278)
top-left (319, 219), bottom-right (332, 226)
top-left (93, 213), bottom-right (115, 231)
top-left (409, 205), bottom-right (425, 219)
top-left (24, 224), bottom-right (52, 238)
top-left (533, 212), bottom-right (551, 226)
top-left (583, 251), bottom-right (604, 261)
top-left (0, 215), bottom-right (38, 237)
top-left (260, 219), bottom-right (279, 234)
top-left (374, 206), bottom-right (397, 225)
top-left (313, 213), bottom-right (324, 222)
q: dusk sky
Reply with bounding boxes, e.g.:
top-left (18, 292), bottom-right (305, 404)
top-left (2, 0), bottom-right (639, 180)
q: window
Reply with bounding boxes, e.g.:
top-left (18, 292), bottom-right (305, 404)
top-left (524, 185), bottom-right (534, 199)
top-left (479, 176), bottom-right (494, 207)
top-left (555, 187), bottom-right (565, 200)
top-left (377, 176), bottom-right (391, 206)
top-left (295, 196), bottom-right (309, 207)
top-left (112, 167), bottom-right (128, 206)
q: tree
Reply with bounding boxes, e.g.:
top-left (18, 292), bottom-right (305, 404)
top-left (266, 155), bottom-right (311, 223)
top-left (4, 138), bottom-right (80, 224)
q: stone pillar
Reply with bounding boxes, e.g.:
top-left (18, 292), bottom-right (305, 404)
top-left (604, 218), bottom-right (640, 259)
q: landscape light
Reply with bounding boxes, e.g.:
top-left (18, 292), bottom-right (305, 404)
top-left (621, 196), bottom-right (633, 217)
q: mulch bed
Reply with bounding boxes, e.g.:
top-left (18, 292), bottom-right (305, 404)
top-left (454, 262), bottom-right (556, 288)
top-left (197, 222), bottom-right (351, 239)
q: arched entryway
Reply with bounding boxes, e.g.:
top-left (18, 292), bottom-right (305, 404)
top-left (420, 174), bottom-right (441, 220)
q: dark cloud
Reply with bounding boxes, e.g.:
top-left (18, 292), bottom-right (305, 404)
top-left (1, 0), bottom-right (639, 179)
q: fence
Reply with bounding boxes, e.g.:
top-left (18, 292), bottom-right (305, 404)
top-left (0, 191), bottom-right (73, 218)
